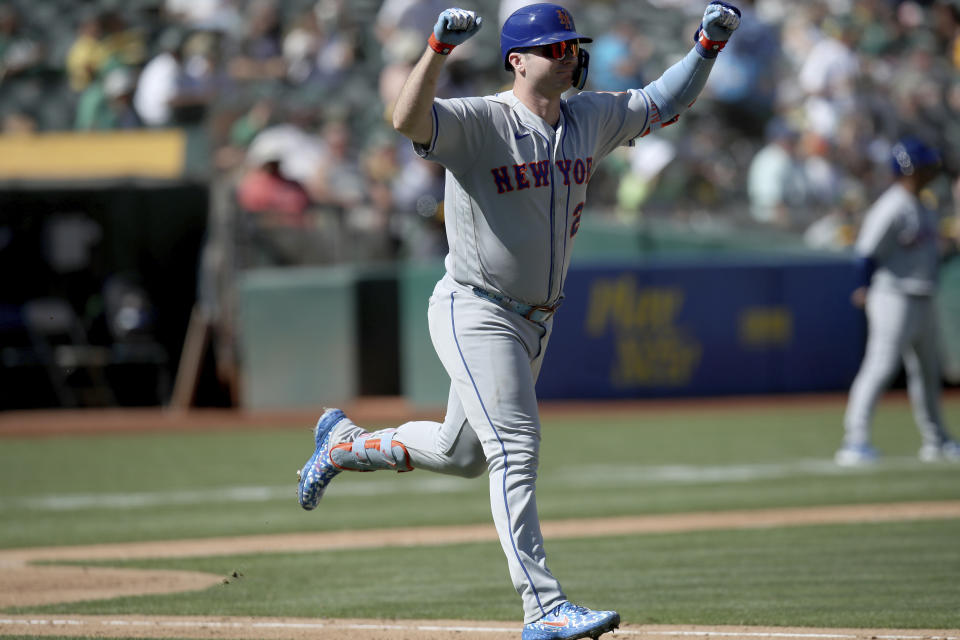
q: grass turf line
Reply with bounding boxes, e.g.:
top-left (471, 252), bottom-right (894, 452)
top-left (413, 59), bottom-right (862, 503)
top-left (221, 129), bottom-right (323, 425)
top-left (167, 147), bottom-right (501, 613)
top-left (1, 400), bottom-right (958, 549)
top-left (14, 519), bottom-right (960, 630)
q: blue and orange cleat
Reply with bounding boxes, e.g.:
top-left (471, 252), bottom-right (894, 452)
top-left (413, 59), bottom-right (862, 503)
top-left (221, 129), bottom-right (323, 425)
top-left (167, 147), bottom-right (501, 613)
top-left (296, 408), bottom-right (347, 510)
top-left (521, 602), bottom-right (620, 640)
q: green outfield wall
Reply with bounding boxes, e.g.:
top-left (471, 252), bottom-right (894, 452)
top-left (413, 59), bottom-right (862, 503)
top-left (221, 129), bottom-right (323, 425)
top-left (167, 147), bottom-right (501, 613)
top-left (239, 266), bottom-right (358, 409)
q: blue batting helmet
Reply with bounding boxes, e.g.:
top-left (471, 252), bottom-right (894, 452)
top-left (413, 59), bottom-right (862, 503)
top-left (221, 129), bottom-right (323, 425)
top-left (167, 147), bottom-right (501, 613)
top-left (500, 3), bottom-right (593, 72)
top-left (890, 137), bottom-right (941, 177)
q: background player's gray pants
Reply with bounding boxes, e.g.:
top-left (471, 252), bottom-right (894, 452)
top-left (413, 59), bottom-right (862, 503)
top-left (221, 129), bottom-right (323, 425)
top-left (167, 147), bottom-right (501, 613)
top-left (843, 288), bottom-right (949, 447)
top-left (393, 274), bottom-right (566, 624)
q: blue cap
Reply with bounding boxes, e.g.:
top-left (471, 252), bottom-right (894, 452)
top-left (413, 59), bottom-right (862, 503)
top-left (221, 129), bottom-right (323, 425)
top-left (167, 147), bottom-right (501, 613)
top-left (890, 137), bottom-right (941, 176)
top-left (500, 3), bottom-right (592, 71)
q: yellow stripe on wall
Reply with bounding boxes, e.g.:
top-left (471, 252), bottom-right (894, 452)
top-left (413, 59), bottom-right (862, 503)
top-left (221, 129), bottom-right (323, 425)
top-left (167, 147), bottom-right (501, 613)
top-left (0, 130), bottom-right (186, 180)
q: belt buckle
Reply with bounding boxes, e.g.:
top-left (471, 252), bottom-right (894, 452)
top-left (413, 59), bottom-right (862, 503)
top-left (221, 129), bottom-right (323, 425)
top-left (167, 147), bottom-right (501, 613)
top-left (525, 304), bottom-right (557, 322)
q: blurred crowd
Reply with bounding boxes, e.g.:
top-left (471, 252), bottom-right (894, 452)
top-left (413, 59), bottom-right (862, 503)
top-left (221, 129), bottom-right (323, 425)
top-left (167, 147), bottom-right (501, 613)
top-left (2, 0), bottom-right (960, 262)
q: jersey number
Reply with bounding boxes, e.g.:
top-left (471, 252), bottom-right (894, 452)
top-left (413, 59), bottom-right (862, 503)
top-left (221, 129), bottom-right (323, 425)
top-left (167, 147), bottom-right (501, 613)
top-left (570, 202), bottom-right (584, 238)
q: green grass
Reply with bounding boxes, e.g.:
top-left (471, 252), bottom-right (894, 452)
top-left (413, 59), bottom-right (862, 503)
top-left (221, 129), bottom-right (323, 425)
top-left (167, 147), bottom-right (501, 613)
top-left (1, 396), bottom-right (960, 629)
top-left (15, 519), bottom-right (960, 629)
top-left (1, 398), bottom-right (958, 548)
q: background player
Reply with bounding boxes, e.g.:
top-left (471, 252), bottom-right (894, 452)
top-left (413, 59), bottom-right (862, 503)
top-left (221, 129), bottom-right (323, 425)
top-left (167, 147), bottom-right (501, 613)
top-left (836, 137), bottom-right (960, 466)
top-left (298, 3), bottom-right (740, 638)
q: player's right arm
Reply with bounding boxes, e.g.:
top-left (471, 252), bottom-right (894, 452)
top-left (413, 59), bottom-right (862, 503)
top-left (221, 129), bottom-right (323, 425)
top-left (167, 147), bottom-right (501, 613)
top-left (392, 49), bottom-right (447, 145)
top-left (850, 194), bottom-right (897, 303)
top-left (392, 8), bottom-right (482, 145)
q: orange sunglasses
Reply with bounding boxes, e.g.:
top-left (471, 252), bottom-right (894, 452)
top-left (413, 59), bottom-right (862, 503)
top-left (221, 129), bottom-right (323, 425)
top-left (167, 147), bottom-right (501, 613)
top-left (522, 40), bottom-right (580, 61)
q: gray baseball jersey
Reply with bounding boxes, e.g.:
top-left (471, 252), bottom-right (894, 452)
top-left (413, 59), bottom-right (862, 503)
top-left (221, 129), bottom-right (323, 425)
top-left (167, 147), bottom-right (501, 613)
top-left (416, 88), bottom-right (654, 305)
top-left (843, 182), bottom-right (950, 450)
top-left (855, 182), bottom-right (941, 296)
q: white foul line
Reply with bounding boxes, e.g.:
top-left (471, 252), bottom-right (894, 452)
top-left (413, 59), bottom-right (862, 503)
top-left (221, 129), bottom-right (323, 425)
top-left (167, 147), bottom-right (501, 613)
top-left (0, 618), bottom-right (957, 640)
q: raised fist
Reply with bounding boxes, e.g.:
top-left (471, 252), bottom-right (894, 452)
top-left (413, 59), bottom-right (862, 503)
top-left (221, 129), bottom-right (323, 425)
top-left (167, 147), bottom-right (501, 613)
top-left (701, 1), bottom-right (741, 42)
top-left (433, 8), bottom-right (483, 46)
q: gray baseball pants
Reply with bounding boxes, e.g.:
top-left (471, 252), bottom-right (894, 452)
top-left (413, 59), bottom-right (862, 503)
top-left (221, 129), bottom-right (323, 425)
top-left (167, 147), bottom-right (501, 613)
top-left (393, 274), bottom-right (565, 624)
top-left (843, 287), bottom-right (949, 447)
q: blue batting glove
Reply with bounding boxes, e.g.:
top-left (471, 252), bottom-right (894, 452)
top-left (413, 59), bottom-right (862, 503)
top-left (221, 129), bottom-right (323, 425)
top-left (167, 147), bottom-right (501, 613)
top-left (692, 1), bottom-right (740, 57)
top-left (700, 1), bottom-right (741, 42)
top-left (433, 8), bottom-right (483, 46)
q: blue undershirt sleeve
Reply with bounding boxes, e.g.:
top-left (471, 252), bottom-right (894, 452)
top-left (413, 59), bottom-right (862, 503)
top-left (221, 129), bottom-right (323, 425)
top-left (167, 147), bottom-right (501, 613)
top-left (855, 255), bottom-right (876, 288)
top-left (642, 47), bottom-right (716, 124)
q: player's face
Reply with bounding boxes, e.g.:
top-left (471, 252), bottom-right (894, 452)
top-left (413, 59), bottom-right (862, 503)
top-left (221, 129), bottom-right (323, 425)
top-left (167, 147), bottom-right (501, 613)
top-left (527, 40), bottom-right (579, 63)
top-left (915, 164), bottom-right (940, 189)
top-left (514, 40), bottom-right (579, 95)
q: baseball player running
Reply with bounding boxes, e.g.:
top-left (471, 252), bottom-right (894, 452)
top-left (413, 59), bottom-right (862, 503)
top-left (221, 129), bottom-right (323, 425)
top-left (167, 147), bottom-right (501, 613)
top-left (836, 137), bottom-right (960, 466)
top-left (298, 3), bottom-right (740, 638)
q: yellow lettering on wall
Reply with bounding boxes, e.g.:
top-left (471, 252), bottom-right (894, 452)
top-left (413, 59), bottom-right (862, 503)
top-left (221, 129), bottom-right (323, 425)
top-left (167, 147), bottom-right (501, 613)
top-left (586, 276), bottom-right (702, 388)
top-left (612, 333), bottom-right (702, 387)
top-left (585, 275), bottom-right (633, 337)
top-left (586, 275), bottom-right (684, 336)
top-left (739, 307), bottom-right (793, 347)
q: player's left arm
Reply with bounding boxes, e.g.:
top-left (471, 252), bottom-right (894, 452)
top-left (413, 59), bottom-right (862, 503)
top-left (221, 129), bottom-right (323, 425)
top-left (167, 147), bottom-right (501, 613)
top-left (643, 1), bottom-right (740, 127)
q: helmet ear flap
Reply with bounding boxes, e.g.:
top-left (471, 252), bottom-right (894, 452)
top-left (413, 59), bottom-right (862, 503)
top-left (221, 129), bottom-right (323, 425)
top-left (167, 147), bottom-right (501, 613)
top-left (572, 48), bottom-right (589, 90)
